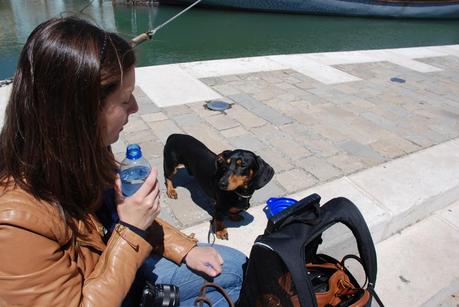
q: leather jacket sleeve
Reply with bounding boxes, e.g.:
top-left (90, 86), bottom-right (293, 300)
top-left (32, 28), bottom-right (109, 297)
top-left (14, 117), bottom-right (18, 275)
top-left (146, 217), bottom-right (198, 264)
top-left (0, 200), bottom-right (152, 307)
top-left (80, 224), bottom-right (152, 307)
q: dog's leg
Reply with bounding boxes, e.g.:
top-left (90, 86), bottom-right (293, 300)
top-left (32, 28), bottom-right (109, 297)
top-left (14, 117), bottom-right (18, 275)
top-left (165, 178), bottom-right (178, 199)
top-left (213, 205), bottom-right (228, 240)
top-left (227, 208), bottom-right (244, 221)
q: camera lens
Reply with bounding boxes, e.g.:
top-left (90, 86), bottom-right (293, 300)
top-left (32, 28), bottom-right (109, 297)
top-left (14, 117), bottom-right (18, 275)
top-left (154, 284), bottom-right (180, 307)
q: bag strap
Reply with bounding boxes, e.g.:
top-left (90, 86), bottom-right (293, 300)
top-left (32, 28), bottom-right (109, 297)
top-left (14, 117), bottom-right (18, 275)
top-left (341, 254), bottom-right (385, 307)
top-left (368, 284), bottom-right (385, 307)
top-left (194, 282), bottom-right (235, 307)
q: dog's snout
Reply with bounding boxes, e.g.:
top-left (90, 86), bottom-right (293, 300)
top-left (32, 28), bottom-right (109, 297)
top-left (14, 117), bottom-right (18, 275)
top-left (218, 178), bottom-right (228, 190)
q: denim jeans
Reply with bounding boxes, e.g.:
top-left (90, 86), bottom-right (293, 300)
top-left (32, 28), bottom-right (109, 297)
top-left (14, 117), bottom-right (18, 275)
top-left (141, 244), bottom-right (247, 306)
top-left (99, 189), bottom-right (247, 306)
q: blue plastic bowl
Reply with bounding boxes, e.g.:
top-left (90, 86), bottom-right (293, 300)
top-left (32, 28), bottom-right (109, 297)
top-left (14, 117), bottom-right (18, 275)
top-left (265, 197), bottom-right (298, 218)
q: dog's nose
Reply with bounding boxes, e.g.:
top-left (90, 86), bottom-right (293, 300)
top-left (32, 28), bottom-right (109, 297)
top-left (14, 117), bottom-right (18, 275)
top-left (218, 179), bottom-right (228, 190)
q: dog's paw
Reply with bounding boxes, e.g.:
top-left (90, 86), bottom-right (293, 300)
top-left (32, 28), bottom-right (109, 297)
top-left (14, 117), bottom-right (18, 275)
top-left (215, 228), bottom-right (229, 240)
top-left (228, 214), bottom-right (244, 222)
top-left (166, 189), bottom-right (178, 199)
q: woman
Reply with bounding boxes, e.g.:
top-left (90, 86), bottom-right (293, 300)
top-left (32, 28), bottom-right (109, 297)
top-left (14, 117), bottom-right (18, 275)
top-left (0, 17), bottom-right (245, 306)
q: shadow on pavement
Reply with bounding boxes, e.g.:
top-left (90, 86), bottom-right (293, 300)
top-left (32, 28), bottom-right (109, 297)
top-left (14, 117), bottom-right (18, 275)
top-left (172, 168), bottom-right (254, 228)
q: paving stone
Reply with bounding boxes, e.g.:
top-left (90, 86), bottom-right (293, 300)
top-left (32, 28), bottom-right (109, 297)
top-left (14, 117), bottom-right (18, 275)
top-left (146, 119), bottom-right (184, 144)
top-left (141, 112), bottom-right (168, 122)
top-left (220, 75), bottom-right (241, 82)
top-left (225, 104), bottom-right (267, 128)
top-left (206, 114), bottom-right (240, 130)
top-left (295, 156), bottom-right (343, 181)
top-left (123, 118), bottom-right (149, 134)
top-left (212, 84), bottom-right (241, 96)
top-left (181, 124), bottom-right (232, 153)
top-left (279, 123), bottom-right (323, 144)
top-left (123, 129), bottom-right (157, 145)
top-left (220, 126), bottom-right (249, 138)
top-left (370, 137), bottom-right (416, 159)
top-left (269, 136), bottom-right (313, 161)
top-left (227, 134), bottom-right (266, 152)
top-left (112, 138), bottom-right (128, 157)
top-left (338, 140), bottom-right (386, 164)
top-left (163, 104), bottom-right (193, 117)
top-left (199, 77), bottom-right (220, 86)
top-left (137, 139), bottom-right (164, 159)
top-left (172, 113), bottom-right (205, 127)
top-left (251, 87), bottom-right (285, 101)
top-left (250, 180), bottom-right (286, 204)
top-left (326, 152), bottom-right (367, 174)
top-left (256, 147), bottom-right (294, 172)
top-left (307, 124), bottom-right (348, 143)
top-left (229, 93), bottom-right (293, 126)
top-left (303, 138), bottom-right (341, 158)
top-left (275, 169), bottom-right (318, 193)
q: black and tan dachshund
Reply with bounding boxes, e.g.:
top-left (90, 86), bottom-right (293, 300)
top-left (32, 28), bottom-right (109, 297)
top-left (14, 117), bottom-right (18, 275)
top-left (163, 133), bottom-right (274, 240)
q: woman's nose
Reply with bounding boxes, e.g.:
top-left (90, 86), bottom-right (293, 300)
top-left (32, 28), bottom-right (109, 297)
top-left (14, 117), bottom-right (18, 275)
top-left (129, 95), bottom-right (139, 114)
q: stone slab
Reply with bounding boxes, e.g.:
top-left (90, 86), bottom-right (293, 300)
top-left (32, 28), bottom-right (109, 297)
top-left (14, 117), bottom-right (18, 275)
top-left (269, 54), bottom-right (362, 84)
top-left (135, 65), bottom-right (221, 107)
top-left (180, 56), bottom-right (285, 78)
top-left (349, 139), bottom-right (459, 239)
top-left (376, 208), bottom-right (459, 307)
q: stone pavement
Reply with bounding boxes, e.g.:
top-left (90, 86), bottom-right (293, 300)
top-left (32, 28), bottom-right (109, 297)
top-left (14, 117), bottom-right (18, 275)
top-left (109, 45), bottom-right (459, 230)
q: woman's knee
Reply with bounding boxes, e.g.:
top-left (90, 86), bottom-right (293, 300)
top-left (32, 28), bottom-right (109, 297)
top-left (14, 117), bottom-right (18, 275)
top-left (209, 244), bottom-right (247, 283)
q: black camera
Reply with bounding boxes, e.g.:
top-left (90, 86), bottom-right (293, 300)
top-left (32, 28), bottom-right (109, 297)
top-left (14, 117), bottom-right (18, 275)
top-left (139, 281), bottom-right (180, 307)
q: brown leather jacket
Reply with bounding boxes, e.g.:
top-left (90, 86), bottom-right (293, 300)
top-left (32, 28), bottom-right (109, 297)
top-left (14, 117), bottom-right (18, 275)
top-left (0, 186), bottom-right (197, 307)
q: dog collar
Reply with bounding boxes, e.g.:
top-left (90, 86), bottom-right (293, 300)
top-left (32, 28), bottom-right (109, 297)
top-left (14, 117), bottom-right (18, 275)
top-left (234, 189), bottom-right (253, 199)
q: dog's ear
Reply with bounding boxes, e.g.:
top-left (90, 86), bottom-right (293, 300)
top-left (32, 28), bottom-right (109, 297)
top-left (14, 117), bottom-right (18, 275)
top-left (216, 150), bottom-right (232, 166)
top-left (251, 155), bottom-right (275, 190)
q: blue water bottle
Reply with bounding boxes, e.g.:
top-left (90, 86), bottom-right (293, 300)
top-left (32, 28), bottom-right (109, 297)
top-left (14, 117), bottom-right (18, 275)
top-left (120, 144), bottom-right (151, 197)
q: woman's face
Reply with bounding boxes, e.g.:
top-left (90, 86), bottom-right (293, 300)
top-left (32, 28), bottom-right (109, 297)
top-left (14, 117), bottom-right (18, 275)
top-left (101, 67), bottom-right (138, 146)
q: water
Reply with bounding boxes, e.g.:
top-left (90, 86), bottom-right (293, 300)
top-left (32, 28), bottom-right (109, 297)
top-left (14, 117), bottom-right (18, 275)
top-left (120, 165), bottom-right (151, 196)
top-left (1, 0), bottom-right (459, 80)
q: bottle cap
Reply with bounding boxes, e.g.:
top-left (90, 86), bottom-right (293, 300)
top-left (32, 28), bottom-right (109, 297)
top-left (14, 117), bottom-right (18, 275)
top-left (126, 144), bottom-right (143, 160)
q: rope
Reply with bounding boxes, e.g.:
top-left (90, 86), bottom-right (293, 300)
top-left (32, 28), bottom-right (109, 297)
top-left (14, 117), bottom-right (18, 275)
top-left (130, 0), bottom-right (202, 47)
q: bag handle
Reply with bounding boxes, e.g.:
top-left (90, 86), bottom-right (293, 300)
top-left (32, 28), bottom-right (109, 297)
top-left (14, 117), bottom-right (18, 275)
top-left (194, 282), bottom-right (235, 307)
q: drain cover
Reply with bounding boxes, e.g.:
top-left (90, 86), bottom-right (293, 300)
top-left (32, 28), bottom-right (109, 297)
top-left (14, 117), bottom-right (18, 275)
top-left (206, 100), bottom-right (231, 111)
top-left (390, 77), bottom-right (406, 83)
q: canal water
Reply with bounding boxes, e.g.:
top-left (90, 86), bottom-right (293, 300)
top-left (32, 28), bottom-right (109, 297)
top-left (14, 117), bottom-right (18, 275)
top-left (1, 0), bottom-right (459, 80)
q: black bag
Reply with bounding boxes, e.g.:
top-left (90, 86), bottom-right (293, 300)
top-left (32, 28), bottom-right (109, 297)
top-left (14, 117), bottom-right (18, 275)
top-left (236, 194), bottom-right (384, 307)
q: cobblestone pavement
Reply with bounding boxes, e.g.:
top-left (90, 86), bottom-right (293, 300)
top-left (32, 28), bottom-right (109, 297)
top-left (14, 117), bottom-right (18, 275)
top-left (114, 56), bottom-right (459, 229)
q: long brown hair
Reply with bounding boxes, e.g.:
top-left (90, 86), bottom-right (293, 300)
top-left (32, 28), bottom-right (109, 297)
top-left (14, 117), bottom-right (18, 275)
top-left (0, 17), bottom-right (135, 232)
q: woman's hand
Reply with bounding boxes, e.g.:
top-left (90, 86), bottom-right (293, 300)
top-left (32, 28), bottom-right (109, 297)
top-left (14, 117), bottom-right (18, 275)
top-left (184, 246), bottom-right (224, 277)
top-left (115, 167), bottom-right (160, 231)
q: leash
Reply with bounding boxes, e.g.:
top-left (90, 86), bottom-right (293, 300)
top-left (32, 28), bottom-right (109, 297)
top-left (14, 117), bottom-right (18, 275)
top-left (194, 282), bottom-right (235, 307)
top-left (207, 218), bottom-right (216, 245)
top-left (130, 0), bottom-right (202, 47)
